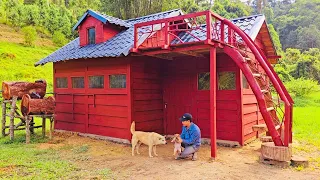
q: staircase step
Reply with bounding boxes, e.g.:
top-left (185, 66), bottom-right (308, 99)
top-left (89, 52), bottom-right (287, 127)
top-left (261, 89), bottom-right (268, 93)
top-left (245, 57), bottom-right (251, 61)
top-left (267, 107), bottom-right (274, 111)
top-left (252, 124), bottom-right (267, 131)
top-left (252, 124), bottom-right (281, 132)
top-left (260, 136), bottom-right (273, 142)
top-left (253, 73), bottom-right (261, 77)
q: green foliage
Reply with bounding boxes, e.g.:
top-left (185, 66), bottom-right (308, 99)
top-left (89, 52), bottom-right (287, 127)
top-left (52, 31), bottom-right (67, 47)
top-left (21, 26), bottom-right (37, 46)
top-left (272, 0), bottom-right (320, 50)
top-left (284, 78), bottom-right (319, 97)
top-left (268, 24), bottom-right (282, 53)
top-left (211, 0), bottom-right (252, 19)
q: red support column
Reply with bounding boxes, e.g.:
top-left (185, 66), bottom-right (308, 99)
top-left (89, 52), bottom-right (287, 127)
top-left (210, 47), bottom-right (217, 159)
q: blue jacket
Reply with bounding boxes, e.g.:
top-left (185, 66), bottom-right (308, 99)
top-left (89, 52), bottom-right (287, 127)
top-left (181, 123), bottom-right (201, 149)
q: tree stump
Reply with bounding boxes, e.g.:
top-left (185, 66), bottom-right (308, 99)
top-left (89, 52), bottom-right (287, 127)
top-left (261, 142), bottom-right (292, 161)
top-left (291, 155), bottom-right (309, 168)
top-left (21, 94), bottom-right (55, 115)
top-left (2, 80), bottom-right (46, 100)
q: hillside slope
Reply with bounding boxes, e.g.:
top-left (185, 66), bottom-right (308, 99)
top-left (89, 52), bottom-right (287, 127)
top-left (0, 24), bottom-right (57, 93)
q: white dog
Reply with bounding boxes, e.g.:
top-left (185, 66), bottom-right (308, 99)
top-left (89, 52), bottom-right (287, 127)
top-left (131, 121), bottom-right (167, 158)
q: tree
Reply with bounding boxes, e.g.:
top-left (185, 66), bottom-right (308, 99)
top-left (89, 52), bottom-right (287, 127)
top-left (22, 26), bottom-right (37, 46)
top-left (52, 31), bottom-right (67, 46)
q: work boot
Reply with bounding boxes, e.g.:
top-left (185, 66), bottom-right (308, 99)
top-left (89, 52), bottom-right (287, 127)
top-left (191, 152), bottom-right (197, 161)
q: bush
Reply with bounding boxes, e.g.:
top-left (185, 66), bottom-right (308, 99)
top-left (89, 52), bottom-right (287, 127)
top-left (21, 26), bottom-right (37, 46)
top-left (52, 31), bottom-right (67, 47)
top-left (285, 78), bottom-right (319, 97)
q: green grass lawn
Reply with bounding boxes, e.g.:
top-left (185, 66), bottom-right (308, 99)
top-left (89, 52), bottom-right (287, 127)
top-left (0, 41), bottom-right (55, 92)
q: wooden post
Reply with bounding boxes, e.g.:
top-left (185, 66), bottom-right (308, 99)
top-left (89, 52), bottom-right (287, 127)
top-left (42, 117), bottom-right (46, 137)
top-left (30, 117), bottom-right (34, 134)
top-left (210, 47), bottom-right (217, 159)
top-left (25, 116), bottom-right (31, 144)
top-left (49, 117), bottom-right (54, 140)
top-left (9, 96), bottom-right (17, 140)
top-left (2, 101), bottom-right (6, 137)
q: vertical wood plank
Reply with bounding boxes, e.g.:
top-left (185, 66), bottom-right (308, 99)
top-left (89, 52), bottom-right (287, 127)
top-left (25, 116), bottom-right (30, 144)
top-left (42, 117), bottom-right (46, 137)
top-left (210, 47), bottom-right (217, 159)
top-left (9, 96), bottom-right (17, 141)
top-left (2, 101), bottom-right (6, 137)
top-left (49, 117), bottom-right (54, 140)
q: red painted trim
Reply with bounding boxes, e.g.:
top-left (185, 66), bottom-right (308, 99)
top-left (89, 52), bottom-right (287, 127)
top-left (224, 46), bottom-right (283, 146)
top-left (210, 47), bottom-right (217, 158)
top-left (239, 70), bottom-right (244, 146)
top-left (127, 61), bottom-right (132, 140)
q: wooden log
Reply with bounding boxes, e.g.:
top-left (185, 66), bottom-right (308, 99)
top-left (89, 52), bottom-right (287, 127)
top-left (2, 80), bottom-right (47, 100)
top-left (291, 155), bottom-right (309, 168)
top-left (21, 94), bottom-right (55, 115)
top-left (260, 136), bottom-right (273, 142)
top-left (9, 96), bottom-right (17, 140)
top-left (2, 101), bottom-right (6, 137)
top-left (261, 142), bottom-right (292, 161)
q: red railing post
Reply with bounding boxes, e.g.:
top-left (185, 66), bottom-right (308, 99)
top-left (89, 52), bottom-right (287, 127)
top-left (133, 24), bottom-right (139, 50)
top-left (284, 105), bottom-right (290, 146)
top-left (163, 21), bottom-right (169, 49)
top-left (220, 22), bottom-right (225, 43)
top-left (206, 11), bottom-right (212, 43)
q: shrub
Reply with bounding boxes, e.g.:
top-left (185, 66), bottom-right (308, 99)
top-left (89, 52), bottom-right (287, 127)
top-left (21, 26), bottom-right (37, 46)
top-left (52, 31), bottom-right (67, 47)
top-left (285, 78), bottom-right (319, 97)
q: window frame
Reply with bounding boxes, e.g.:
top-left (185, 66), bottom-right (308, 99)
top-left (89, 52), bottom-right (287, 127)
top-left (217, 71), bottom-right (236, 91)
top-left (56, 77), bottom-right (68, 89)
top-left (71, 76), bottom-right (85, 89)
top-left (88, 75), bottom-right (105, 89)
top-left (109, 74), bottom-right (127, 89)
top-left (197, 72), bottom-right (210, 91)
top-left (87, 27), bottom-right (96, 45)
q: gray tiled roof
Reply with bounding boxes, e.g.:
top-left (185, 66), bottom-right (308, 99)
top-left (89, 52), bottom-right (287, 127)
top-left (35, 11), bottom-right (265, 66)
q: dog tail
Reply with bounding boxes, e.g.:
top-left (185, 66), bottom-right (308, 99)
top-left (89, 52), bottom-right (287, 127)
top-left (130, 121), bottom-right (135, 134)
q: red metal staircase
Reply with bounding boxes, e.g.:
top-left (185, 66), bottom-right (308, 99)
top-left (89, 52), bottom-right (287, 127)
top-left (132, 10), bottom-right (293, 147)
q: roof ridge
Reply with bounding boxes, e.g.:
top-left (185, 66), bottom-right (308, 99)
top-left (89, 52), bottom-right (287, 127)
top-left (125, 9), bottom-right (182, 22)
top-left (231, 14), bottom-right (264, 21)
top-left (89, 9), bottom-right (126, 22)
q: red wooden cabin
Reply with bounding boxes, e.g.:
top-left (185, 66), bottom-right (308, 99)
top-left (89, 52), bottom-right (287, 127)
top-left (36, 9), bottom-right (293, 158)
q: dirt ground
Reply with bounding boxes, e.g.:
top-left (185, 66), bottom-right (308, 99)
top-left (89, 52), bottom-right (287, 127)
top-left (40, 132), bottom-right (320, 180)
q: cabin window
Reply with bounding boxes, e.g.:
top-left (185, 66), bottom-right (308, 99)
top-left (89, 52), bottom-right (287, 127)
top-left (109, 74), bottom-right (126, 88)
top-left (88, 27), bottom-right (95, 44)
top-left (89, 75), bottom-right (104, 88)
top-left (198, 72), bottom-right (210, 90)
top-left (218, 72), bottom-right (236, 90)
top-left (56, 77), bottom-right (68, 88)
top-left (242, 73), bottom-right (249, 89)
top-left (71, 77), bottom-right (84, 88)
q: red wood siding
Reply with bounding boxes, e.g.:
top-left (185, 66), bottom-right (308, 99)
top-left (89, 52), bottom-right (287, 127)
top-left (79, 16), bottom-right (120, 46)
top-left (163, 54), bottom-right (242, 143)
top-left (131, 58), bottom-right (164, 133)
top-left (54, 58), bottom-right (131, 140)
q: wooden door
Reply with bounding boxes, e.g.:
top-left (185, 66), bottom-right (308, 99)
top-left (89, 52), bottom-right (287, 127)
top-left (164, 74), bottom-right (195, 135)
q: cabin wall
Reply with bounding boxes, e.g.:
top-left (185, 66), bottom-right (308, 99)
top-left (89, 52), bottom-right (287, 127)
top-left (131, 57), bottom-right (164, 133)
top-left (53, 57), bottom-right (131, 140)
top-left (163, 54), bottom-right (242, 143)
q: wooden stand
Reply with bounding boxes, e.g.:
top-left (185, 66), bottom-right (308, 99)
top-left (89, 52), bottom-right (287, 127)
top-left (1, 96), bottom-right (54, 143)
top-left (25, 114), bottom-right (54, 144)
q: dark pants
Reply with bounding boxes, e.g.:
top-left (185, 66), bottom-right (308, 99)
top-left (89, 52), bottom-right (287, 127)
top-left (179, 142), bottom-right (199, 158)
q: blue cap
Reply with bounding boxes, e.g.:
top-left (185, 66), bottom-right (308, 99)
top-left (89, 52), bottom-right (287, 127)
top-left (179, 113), bottom-right (192, 122)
